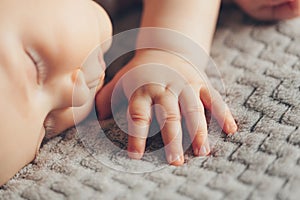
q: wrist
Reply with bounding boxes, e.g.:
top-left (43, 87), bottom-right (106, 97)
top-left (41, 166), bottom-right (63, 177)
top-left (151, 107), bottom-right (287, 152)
top-left (135, 28), bottom-right (210, 71)
top-left (134, 48), bottom-right (208, 72)
top-left (136, 27), bottom-right (211, 54)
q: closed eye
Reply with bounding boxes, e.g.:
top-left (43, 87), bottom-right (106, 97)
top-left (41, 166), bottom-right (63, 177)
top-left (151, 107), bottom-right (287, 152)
top-left (26, 47), bottom-right (47, 85)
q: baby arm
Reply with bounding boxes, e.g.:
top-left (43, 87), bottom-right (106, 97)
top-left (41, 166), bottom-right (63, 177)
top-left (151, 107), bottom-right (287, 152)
top-left (234, 0), bottom-right (299, 20)
top-left (96, 0), bottom-right (237, 165)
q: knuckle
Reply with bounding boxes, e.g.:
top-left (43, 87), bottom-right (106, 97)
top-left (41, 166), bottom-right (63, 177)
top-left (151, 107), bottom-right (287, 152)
top-left (142, 84), bottom-right (165, 96)
top-left (162, 112), bottom-right (181, 122)
top-left (128, 137), bottom-right (145, 147)
top-left (195, 130), bottom-right (207, 138)
top-left (183, 105), bottom-right (205, 115)
top-left (164, 137), bottom-right (182, 146)
top-left (129, 112), bottom-right (151, 126)
top-left (191, 130), bottom-right (207, 145)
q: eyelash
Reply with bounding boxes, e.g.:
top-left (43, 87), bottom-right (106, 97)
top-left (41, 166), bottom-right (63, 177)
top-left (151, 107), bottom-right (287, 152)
top-left (26, 47), bottom-right (47, 84)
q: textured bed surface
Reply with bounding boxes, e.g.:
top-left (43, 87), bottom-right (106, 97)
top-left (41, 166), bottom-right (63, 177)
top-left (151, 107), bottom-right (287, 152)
top-left (1, 6), bottom-right (300, 200)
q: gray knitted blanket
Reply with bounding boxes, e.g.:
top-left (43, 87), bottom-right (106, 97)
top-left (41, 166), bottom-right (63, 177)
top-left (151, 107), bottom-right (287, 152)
top-left (1, 6), bottom-right (300, 200)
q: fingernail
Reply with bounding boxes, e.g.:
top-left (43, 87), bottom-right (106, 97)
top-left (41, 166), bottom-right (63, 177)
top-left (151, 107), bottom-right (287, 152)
top-left (231, 122), bottom-right (237, 131)
top-left (199, 146), bottom-right (207, 156)
top-left (227, 121), bottom-right (237, 134)
top-left (128, 149), bottom-right (142, 160)
top-left (168, 154), bottom-right (181, 163)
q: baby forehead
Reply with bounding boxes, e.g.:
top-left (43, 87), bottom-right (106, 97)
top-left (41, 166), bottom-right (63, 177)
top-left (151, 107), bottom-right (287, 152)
top-left (20, 28), bottom-right (100, 75)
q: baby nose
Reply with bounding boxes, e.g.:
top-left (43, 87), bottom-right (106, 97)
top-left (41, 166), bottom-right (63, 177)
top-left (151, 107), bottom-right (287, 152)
top-left (54, 69), bottom-right (91, 109)
top-left (72, 69), bottom-right (91, 107)
top-left (81, 46), bottom-right (106, 88)
top-left (54, 48), bottom-right (105, 110)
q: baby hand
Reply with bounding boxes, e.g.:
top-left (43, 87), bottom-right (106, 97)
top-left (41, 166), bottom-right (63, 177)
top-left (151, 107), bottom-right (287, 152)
top-left (234, 0), bottom-right (299, 20)
top-left (96, 49), bottom-right (237, 165)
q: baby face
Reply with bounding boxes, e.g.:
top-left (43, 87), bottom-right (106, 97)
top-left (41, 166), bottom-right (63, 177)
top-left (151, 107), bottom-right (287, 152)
top-left (0, 0), bottom-right (111, 184)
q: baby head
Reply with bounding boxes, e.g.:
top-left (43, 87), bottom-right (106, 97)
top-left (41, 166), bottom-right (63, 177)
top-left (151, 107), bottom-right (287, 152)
top-left (0, 0), bottom-right (111, 185)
